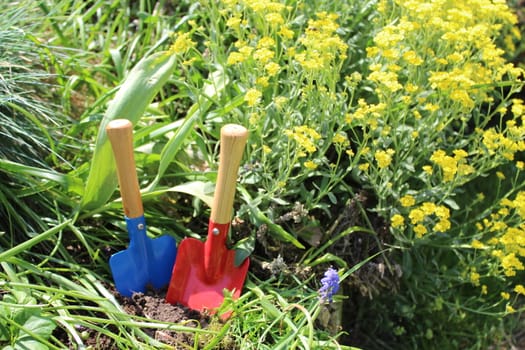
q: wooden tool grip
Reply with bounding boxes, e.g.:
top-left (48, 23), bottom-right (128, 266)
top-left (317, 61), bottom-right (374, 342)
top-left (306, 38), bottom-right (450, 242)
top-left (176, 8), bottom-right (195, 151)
top-left (106, 119), bottom-right (144, 218)
top-left (210, 124), bottom-right (248, 224)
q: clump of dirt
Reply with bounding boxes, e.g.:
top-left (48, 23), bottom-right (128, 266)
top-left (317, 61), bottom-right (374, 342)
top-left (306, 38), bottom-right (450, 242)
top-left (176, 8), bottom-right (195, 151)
top-left (116, 287), bottom-right (210, 347)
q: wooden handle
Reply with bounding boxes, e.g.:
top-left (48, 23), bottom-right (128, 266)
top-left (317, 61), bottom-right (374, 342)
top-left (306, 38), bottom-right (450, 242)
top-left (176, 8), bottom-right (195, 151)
top-left (106, 119), bottom-right (144, 218)
top-left (210, 124), bottom-right (248, 224)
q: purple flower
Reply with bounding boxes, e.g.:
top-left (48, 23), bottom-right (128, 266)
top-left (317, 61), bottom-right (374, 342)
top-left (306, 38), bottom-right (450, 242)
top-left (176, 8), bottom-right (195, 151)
top-left (319, 267), bottom-right (340, 302)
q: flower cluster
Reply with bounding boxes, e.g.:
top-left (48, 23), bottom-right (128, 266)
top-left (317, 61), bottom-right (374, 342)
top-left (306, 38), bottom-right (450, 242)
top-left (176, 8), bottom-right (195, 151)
top-left (207, 0), bottom-right (525, 328)
top-left (392, 199), bottom-right (451, 238)
top-left (319, 267), bottom-right (340, 303)
top-left (429, 149), bottom-right (474, 182)
top-left (295, 12), bottom-right (348, 75)
top-left (474, 190), bottom-right (525, 277)
top-left (284, 125), bottom-right (321, 158)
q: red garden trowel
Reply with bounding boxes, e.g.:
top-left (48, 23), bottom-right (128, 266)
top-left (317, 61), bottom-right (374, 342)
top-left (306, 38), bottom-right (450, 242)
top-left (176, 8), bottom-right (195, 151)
top-left (166, 124), bottom-right (250, 315)
top-left (106, 119), bottom-right (177, 297)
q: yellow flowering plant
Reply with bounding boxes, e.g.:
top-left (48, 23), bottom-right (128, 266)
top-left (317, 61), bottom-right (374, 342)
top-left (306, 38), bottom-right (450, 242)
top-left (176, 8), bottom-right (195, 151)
top-left (153, 0), bottom-right (525, 347)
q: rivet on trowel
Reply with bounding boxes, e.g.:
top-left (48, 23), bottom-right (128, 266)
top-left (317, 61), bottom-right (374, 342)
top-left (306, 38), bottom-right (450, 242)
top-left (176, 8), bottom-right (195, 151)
top-left (138, 223), bottom-right (145, 230)
top-left (212, 228), bottom-right (220, 235)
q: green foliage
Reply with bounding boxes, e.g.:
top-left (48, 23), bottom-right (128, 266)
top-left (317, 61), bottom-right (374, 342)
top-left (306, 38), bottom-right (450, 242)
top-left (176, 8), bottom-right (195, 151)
top-left (1, 0), bottom-right (525, 349)
top-left (0, 290), bottom-right (56, 350)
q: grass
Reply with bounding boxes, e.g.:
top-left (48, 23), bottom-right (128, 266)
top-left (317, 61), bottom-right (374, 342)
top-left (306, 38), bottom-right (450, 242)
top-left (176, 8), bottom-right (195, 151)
top-left (1, 0), bottom-right (525, 349)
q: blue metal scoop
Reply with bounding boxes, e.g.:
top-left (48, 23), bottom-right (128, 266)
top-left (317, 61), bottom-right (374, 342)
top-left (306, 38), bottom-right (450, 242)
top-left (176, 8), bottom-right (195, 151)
top-left (106, 119), bottom-right (177, 297)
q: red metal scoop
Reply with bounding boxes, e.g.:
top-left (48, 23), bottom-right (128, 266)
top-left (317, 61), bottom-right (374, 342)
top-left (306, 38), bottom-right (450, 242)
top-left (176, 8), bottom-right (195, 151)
top-left (166, 124), bottom-right (250, 316)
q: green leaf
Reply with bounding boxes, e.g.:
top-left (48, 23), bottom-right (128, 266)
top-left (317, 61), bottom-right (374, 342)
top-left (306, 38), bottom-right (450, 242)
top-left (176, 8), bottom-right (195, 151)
top-left (143, 181), bottom-right (214, 207)
top-left (11, 315), bottom-right (56, 350)
top-left (239, 187), bottom-right (305, 249)
top-left (20, 315), bottom-right (56, 340)
top-left (0, 321), bottom-right (10, 341)
top-left (146, 107), bottom-right (201, 191)
top-left (234, 234), bottom-right (255, 267)
top-left (146, 68), bottom-right (230, 191)
top-left (81, 51), bottom-right (178, 210)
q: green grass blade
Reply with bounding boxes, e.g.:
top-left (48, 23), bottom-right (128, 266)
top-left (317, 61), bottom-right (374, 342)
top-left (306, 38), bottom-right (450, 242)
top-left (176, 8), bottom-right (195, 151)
top-left (0, 159), bottom-right (83, 195)
top-left (0, 219), bottom-right (72, 260)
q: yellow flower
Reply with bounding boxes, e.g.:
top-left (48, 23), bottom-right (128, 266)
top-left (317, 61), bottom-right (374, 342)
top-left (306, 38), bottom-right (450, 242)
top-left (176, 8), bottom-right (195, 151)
top-left (273, 96), bottom-right (287, 109)
top-left (358, 163), bottom-right (370, 171)
top-left (433, 219), bottom-right (451, 232)
top-left (374, 149), bottom-right (395, 169)
top-left (226, 16), bottom-right (242, 29)
top-left (257, 36), bottom-right (275, 48)
top-left (420, 202), bottom-right (437, 215)
top-left (430, 149), bottom-right (458, 182)
top-left (501, 292), bottom-right (510, 300)
top-left (265, 62), bottom-right (280, 76)
top-left (304, 160), bottom-right (318, 170)
top-left (470, 270), bottom-right (480, 286)
top-left (265, 12), bottom-right (284, 26)
top-left (434, 205), bottom-right (450, 219)
top-left (256, 76), bottom-right (269, 87)
top-left (391, 214), bottom-right (405, 228)
top-left (169, 32), bottom-right (196, 54)
top-left (368, 70), bottom-right (402, 92)
top-left (413, 224), bottom-right (428, 238)
top-left (511, 98), bottom-right (524, 117)
top-left (285, 125), bottom-right (321, 155)
top-left (400, 195), bottom-right (416, 207)
top-left (253, 48), bottom-right (274, 63)
top-left (514, 284), bottom-right (525, 295)
top-left (481, 285), bottom-right (488, 295)
top-left (278, 26), bottom-right (294, 39)
top-left (422, 165), bottom-right (433, 175)
top-left (471, 239), bottom-right (485, 249)
top-left (409, 208), bottom-right (425, 224)
top-left (506, 304), bottom-right (516, 313)
top-left (423, 103), bottom-right (439, 113)
top-left (402, 50), bottom-right (423, 65)
top-left (244, 88), bottom-right (262, 107)
top-left (332, 132), bottom-right (348, 146)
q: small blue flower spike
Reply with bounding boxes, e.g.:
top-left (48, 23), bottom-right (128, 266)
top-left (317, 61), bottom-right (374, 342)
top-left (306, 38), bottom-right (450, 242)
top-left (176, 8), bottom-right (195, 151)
top-left (319, 267), bottom-right (340, 303)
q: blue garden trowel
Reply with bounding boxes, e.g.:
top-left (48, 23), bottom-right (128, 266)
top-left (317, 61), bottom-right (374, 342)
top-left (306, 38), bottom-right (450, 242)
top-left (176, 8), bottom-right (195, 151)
top-left (106, 119), bottom-right (177, 297)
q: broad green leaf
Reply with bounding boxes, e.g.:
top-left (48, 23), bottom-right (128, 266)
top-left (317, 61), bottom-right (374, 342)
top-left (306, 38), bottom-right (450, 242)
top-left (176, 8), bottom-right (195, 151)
top-left (20, 315), bottom-right (56, 340)
top-left (81, 51), bottom-right (178, 210)
top-left (234, 234), bottom-right (255, 267)
top-left (143, 181), bottom-right (214, 207)
top-left (13, 315), bottom-right (55, 350)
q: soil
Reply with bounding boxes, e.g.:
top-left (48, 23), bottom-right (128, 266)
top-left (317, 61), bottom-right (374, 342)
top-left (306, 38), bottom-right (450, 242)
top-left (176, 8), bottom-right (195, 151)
top-left (55, 286), bottom-right (209, 350)
top-left (114, 287), bottom-right (209, 348)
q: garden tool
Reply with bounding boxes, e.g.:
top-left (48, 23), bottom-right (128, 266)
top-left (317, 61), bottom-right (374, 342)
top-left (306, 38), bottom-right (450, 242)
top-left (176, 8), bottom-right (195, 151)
top-left (106, 119), bottom-right (177, 297)
top-left (165, 124), bottom-right (250, 315)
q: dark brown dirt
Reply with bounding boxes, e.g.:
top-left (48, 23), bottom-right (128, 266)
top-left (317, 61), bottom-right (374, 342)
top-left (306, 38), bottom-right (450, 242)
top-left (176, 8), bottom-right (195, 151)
top-left (116, 287), bottom-right (210, 347)
top-left (54, 286), bottom-right (209, 350)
